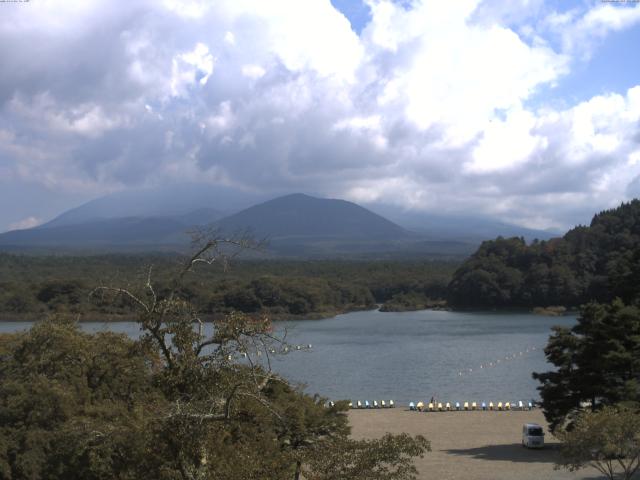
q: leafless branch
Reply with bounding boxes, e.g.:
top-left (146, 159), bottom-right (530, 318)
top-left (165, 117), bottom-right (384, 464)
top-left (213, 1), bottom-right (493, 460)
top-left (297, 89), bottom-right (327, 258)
top-left (90, 286), bottom-right (150, 313)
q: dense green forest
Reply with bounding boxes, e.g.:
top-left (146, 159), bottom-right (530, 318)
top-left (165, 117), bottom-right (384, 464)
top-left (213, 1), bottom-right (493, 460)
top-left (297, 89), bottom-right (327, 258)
top-left (0, 255), bottom-right (456, 320)
top-left (448, 200), bottom-right (640, 309)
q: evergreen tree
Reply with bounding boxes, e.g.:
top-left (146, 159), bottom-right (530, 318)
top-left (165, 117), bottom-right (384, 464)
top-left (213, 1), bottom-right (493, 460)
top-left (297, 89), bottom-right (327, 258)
top-left (533, 300), bottom-right (640, 431)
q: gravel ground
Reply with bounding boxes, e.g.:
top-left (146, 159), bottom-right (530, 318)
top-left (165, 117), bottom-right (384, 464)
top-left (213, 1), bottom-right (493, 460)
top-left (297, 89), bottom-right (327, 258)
top-left (348, 408), bottom-right (605, 480)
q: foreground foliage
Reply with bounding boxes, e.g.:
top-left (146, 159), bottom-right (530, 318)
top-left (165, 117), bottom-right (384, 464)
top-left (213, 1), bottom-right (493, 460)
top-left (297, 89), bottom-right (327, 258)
top-left (0, 239), bottom-right (430, 479)
top-left (556, 406), bottom-right (640, 480)
top-left (533, 300), bottom-right (640, 431)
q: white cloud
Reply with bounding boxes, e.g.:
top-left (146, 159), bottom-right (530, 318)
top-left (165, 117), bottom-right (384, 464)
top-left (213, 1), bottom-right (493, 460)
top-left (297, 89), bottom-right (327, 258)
top-left (467, 109), bottom-right (546, 173)
top-left (224, 31), bottom-right (235, 45)
top-left (363, 0), bottom-right (568, 144)
top-left (8, 216), bottom-right (42, 231)
top-left (546, 3), bottom-right (640, 58)
top-left (241, 64), bottom-right (266, 79)
top-left (163, 0), bottom-right (210, 19)
top-left (0, 0), bottom-right (638, 230)
top-left (170, 42), bottom-right (215, 96)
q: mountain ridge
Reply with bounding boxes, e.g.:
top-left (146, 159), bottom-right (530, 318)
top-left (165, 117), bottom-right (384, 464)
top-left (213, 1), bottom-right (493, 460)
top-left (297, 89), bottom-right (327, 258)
top-left (0, 192), bottom-right (555, 257)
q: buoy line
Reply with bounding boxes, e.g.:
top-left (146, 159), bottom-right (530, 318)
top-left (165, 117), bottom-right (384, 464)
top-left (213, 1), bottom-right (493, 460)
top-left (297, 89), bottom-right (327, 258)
top-left (455, 345), bottom-right (542, 378)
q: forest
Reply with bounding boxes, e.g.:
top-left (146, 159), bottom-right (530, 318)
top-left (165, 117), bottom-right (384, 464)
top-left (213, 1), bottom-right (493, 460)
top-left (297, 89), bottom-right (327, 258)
top-left (0, 255), bottom-right (456, 321)
top-left (448, 200), bottom-right (640, 309)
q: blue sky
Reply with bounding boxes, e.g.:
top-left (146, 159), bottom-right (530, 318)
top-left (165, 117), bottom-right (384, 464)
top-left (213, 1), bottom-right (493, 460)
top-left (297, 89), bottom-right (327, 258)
top-left (0, 0), bottom-right (639, 232)
top-left (535, 23), bottom-right (640, 105)
top-left (331, 0), bottom-right (372, 33)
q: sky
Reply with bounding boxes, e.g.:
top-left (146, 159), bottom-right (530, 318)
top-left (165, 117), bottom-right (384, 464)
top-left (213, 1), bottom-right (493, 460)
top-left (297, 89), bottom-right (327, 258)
top-left (1, 0), bottom-right (640, 232)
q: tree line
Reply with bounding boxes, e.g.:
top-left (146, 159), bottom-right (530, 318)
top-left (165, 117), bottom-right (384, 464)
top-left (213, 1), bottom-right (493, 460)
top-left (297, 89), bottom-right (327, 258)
top-left (0, 255), bottom-right (455, 320)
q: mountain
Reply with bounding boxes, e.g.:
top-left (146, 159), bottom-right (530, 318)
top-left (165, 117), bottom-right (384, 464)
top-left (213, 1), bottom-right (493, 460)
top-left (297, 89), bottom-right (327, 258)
top-left (367, 204), bottom-right (558, 242)
top-left (0, 191), bottom-right (558, 258)
top-left (216, 194), bottom-right (409, 240)
top-left (42, 184), bottom-right (263, 228)
top-left (0, 194), bottom-right (413, 254)
top-left (0, 217), bottom-right (188, 248)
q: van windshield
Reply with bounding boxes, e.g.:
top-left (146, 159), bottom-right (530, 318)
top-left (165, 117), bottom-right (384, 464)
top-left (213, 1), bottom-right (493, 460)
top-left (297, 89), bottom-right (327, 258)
top-left (528, 427), bottom-right (543, 436)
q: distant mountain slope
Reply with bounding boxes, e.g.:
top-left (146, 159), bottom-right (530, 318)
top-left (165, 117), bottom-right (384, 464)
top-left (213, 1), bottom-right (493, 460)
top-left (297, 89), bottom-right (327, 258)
top-left (215, 193), bottom-right (409, 240)
top-left (367, 205), bottom-right (558, 242)
top-left (0, 217), bottom-right (189, 247)
top-left (42, 184), bottom-right (263, 228)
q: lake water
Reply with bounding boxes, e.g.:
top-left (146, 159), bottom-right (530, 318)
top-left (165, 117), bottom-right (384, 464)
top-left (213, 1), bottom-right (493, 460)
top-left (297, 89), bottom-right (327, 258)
top-left (0, 309), bottom-right (575, 406)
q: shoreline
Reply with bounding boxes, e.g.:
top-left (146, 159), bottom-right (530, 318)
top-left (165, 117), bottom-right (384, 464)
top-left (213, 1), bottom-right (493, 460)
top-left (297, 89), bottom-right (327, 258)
top-left (0, 305), bottom-right (578, 323)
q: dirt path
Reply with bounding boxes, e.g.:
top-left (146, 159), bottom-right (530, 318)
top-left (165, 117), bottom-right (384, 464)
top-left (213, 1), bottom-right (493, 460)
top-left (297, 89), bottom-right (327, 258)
top-left (348, 408), bottom-right (604, 480)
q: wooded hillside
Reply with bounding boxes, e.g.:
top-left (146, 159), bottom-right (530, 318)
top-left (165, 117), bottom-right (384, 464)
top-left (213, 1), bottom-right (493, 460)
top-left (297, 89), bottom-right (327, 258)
top-left (448, 200), bottom-right (640, 308)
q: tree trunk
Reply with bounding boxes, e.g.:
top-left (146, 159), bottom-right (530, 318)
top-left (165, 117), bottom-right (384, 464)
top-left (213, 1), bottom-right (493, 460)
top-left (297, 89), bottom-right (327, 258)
top-left (294, 460), bottom-right (302, 480)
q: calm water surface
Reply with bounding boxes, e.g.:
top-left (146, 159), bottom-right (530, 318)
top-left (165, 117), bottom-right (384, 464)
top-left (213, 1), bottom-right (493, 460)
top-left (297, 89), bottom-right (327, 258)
top-left (0, 309), bottom-right (575, 405)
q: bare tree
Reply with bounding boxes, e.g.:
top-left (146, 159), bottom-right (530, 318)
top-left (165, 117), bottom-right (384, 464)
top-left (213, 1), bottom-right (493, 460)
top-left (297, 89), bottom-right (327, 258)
top-left (91, 231), bottom-right (294, 479)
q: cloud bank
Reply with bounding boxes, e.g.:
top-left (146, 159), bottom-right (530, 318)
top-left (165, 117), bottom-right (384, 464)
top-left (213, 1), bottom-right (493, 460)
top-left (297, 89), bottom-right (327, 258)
top-left (1, 0), bottom-right (640, 231)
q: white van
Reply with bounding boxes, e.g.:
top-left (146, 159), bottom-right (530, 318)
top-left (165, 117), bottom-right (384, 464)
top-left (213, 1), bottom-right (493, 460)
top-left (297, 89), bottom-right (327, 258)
top-left (522, 423), bottom-right (545, 448)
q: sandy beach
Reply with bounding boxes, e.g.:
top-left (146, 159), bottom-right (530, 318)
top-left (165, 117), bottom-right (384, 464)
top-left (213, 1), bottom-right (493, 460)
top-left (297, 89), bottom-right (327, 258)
top-left (348, 408), bottom-right (604, 480)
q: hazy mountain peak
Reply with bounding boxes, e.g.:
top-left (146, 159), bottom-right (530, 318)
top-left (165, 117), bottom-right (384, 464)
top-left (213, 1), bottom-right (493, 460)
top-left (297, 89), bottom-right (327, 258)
top-left (215, 193), bottom-right (409, 240)
top-left (41, 184), bottom-right (265, 229)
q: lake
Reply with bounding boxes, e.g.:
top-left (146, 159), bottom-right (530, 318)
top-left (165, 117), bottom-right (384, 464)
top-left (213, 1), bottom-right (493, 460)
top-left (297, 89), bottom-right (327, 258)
top-left (0, 309), bottom-right (575, 406)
